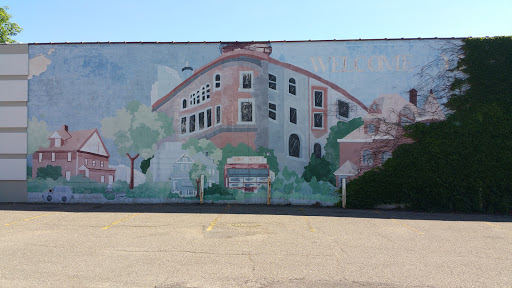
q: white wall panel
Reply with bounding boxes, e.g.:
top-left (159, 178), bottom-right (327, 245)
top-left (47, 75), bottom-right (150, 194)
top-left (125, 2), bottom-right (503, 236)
top-left (0, 133), bottom-right (27, 154)
top-left (0, 80), bottom-right (28, 101)
top-left (0, 106), bottom-right (27, 128)
top-left (0, 159), bottom-right (27, 180)
top-left (0, 54), bottom-right (29, 76)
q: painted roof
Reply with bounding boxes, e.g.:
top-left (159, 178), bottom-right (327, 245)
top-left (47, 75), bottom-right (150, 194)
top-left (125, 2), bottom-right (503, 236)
top-left (152, 49), bottom-right (368, 112)
top-left (339, 93), bottom-right (445, 142)
top-left (333, 160), bottom-right (359, 176)
top-left (37, 128), bottom-right (110, 157)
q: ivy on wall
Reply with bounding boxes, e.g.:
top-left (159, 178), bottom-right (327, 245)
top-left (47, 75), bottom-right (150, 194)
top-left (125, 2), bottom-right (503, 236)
top-left (344, 37), bottom-right (512, 214)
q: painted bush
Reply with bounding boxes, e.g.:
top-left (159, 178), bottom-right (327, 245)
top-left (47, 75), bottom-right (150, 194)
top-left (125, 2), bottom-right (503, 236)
top-left (27, 40), bottom-right (455, 204)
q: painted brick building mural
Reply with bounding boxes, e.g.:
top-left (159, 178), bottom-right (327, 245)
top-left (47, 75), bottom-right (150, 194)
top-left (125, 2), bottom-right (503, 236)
top-left (0, 38), bottom-right (456, 204)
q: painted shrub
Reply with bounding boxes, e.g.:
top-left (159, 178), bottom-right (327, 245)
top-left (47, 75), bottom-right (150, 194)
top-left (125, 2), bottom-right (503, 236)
top-left (26, 39), bottom-right (455, 204)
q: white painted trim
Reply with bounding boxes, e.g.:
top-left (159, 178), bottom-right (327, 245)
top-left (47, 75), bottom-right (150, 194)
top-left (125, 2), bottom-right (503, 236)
top-left (337, 139), bottom-right (373, 143)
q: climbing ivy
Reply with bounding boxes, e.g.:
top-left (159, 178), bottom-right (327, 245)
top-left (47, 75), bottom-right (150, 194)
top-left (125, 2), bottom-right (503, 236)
top-left (345, 37), bottom-right (512, 214)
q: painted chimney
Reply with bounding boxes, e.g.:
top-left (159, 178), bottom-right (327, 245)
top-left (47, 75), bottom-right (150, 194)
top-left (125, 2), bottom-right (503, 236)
top-left (182, 61), bottom-right (193, 79)
top-left (409, 89), bottom-right (418, 107)
top-left (62, 125), bottom-right (68, 132)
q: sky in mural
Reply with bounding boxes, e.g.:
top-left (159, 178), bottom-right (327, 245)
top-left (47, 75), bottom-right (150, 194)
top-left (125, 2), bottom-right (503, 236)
top-left (27, 39), bottom-right (452, 167)
top-left (4, 0), bottom-right (511, 43)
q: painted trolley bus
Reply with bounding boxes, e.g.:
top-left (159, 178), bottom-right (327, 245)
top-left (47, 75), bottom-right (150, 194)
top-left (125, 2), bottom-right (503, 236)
top-left (224, 156), bottom-right (270, 192)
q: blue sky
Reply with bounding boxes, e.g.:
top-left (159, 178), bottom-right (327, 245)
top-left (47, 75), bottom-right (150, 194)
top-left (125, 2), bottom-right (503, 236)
top-left (4, 0), bottom-right (511, 43)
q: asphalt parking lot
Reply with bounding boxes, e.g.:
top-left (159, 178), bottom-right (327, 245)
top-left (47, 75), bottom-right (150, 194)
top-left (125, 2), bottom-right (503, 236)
top-left (1, 203), bottom-right (511, 288)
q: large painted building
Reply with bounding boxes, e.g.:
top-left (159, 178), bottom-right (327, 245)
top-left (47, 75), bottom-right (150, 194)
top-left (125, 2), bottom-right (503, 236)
top-left (153, 43), bottom-right (368, 176)
top-left (0, 38), bottom-right (460, 204)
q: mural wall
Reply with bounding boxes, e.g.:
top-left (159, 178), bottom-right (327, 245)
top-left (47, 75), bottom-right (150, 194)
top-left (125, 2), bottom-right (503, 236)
top-left (26, 39), bottom-right (456, 205)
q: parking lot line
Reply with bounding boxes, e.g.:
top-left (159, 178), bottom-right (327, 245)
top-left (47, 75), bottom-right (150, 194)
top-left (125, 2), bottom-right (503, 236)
top-left (298, 208), bottom-right (315, 232)
top-left (205, 204), bottom-right (231, 231)
top-left (391, 218), bottom-right (425, 235)
top-left (101, 213), bottom-right (140, 230)
top-left (4, 212), bottom-right (57, 226)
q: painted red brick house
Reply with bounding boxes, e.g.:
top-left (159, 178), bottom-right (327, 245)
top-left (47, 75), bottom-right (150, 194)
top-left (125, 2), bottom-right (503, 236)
top-left (32, 125), bottom-right (116, 184)
top-left (334, 89), bottom-right (445, 187)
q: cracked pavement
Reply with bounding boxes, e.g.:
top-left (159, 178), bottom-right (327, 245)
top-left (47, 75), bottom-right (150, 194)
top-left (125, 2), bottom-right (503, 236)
top-left (1, 203), bottom-right (511, 287)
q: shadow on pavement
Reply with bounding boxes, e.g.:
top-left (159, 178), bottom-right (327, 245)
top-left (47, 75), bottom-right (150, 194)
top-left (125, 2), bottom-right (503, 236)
top-left (1, 202), bottom-right (511, 223)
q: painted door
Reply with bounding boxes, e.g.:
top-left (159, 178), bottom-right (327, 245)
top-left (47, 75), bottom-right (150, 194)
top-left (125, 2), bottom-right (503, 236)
top-left (108, 175), bottom-right (114, 184)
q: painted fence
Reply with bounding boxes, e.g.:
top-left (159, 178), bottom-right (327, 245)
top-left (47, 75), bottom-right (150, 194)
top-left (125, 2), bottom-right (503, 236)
top-left (0, 39), bottom-right (459, 204)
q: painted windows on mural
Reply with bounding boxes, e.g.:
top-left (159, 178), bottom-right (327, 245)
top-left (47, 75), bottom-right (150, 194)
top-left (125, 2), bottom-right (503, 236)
top-left (338, 100), bottom-right (349, 118)
top-left (240, 71), bottom-right (253, 90)
top-left (51, 152), bottom-right (55, 162)
top-left (85, 159), bottom-right (88, 165)
top-left (313, 143), bottom-right (322, 158)
top-left (101, 176), bottom-right (105, 183)
top-left (207, 108), bottom-right (212, 128)
top-left (314, 90), bottom-right (323, 108)
top-left (362, 150), bottom-right (373, 165)
top-left (92, 160), bottom-right (96, 167)
top-left (181, 117), bottom-right (187, 134)
top-left (100, 161), bottom-right (104, 168)
top-left (381, 151), bottom-right (392, 163)
top-left (290, 107), bottom-right (297, 124)
top-left (289, 134), bottom-right (300, 158)
top-left (368, 123), bottom-right (376, 134)
top-left (68, 152), bottom-right (72, 162)
top-left (38, 153), bottom-right (42, 163)
top-left (214, 74), bottom-right (221, 89)
top-left (189, 115), bottom-right (196, 133)
top-left (182, 99), bottom-right (187, 109)
top-left (240, 100), bottom-right (253, 122)
top-left (199, 111), bottom-right (205, 130)
top-left (401, 116), bottom-right (413, 127)
top-left (289, 78), bottom-right (296, 95)
top-left (313, 113), bottom-right (323, 128)
top-left (215, 105), bottom-right (221, 125)
top-left (269, 102), bottom-right (277, 121)
top-left (269, 73), bottom-right (277, 90)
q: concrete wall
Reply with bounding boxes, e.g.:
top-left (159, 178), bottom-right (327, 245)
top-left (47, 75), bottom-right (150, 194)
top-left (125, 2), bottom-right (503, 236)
top-left (0, 44), bottom-right (28, 201)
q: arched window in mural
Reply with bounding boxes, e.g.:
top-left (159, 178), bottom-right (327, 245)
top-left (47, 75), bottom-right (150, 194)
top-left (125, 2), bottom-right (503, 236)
top-left (288, 78), bottom-right (296, 95)
top-left (206, 83), bottom-right (211, 99)
top-left (214, 74), bottom-right (221, 89)
top-left (289, 134), bottom-right (300, 158)
top-left (313, 143), bottom-right (321, 159)
top-left (182, 99), bottom-right (187, 109)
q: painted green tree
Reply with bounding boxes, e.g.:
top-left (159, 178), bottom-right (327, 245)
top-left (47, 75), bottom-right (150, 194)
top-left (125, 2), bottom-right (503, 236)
top-left (324, 118), bottom-right (364, 172)
top-left (100, 100), bottom-right (173, 189)
top-left (0, 6), bottom-right (22, 43)
top-left (301, 155), bottom-right (336, 185)
top-left (36, 165), bottom-right (62, 180)
top-left (27, 117), bottom-right (51, 154)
